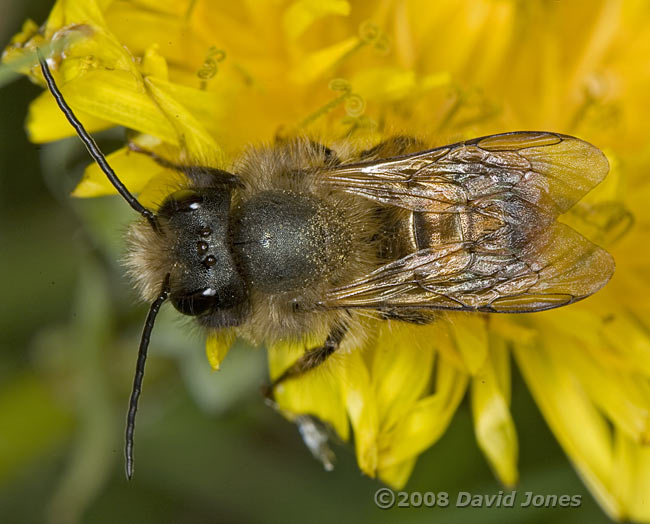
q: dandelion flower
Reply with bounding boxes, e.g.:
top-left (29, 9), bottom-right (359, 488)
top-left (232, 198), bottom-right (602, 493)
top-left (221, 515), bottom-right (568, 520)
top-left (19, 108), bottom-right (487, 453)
top-left (5, 1), bottom-right (650, 521)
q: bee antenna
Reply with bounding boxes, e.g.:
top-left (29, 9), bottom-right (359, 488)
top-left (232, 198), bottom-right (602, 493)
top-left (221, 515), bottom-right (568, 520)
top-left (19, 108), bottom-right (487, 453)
top-left (125, 274), bottom-right (171, 480)
top-left (35, 48), bottom-right (160, 232)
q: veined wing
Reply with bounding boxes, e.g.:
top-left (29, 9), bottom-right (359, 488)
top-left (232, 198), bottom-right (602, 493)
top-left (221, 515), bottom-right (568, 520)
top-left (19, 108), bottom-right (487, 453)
top-left (320, 222), bottom-right (614, 313)
top-left (319, 132), bottom-right (613, 312)
top-left (320, 132), bottom-right (609, 217)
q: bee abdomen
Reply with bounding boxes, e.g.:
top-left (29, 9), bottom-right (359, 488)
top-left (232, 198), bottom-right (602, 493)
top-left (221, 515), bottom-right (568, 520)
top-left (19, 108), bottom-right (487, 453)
top-left (410, 197), bottom-right (551, 255)
top-left (412, 208), bottom-right (503, 248)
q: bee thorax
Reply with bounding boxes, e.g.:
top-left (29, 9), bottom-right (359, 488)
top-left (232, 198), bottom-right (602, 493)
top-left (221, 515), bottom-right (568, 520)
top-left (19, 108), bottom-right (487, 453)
top-left (232, 190), bottom-right (351, 294)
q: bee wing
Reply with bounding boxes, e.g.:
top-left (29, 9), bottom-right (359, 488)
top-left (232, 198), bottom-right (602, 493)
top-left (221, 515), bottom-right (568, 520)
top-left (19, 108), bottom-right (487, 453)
top-left (321, 222), bottom-right (614, 313)
top-left (319, 131), bottom-right (613, 313)
top-left (321, 131), bottom-right (609, 216)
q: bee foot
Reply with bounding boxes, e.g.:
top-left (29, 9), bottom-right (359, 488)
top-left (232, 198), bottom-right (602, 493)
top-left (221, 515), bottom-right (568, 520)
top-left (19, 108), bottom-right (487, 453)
top-left (295, 415), bottom-right (336, 472)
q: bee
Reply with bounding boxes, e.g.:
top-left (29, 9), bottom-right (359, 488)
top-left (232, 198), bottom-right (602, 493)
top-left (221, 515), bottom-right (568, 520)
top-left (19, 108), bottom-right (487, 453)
top-left (36, 51), bottom-right (614, 479)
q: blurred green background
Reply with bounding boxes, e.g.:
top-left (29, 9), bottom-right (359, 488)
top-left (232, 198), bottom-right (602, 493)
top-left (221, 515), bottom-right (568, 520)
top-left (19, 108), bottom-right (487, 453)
top-left (0, 1), bottom-right (616, 523)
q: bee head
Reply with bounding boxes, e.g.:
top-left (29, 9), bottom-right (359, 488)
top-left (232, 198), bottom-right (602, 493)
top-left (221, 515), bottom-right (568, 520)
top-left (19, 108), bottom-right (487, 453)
top-left (161, 187), bottom-right (248, 324)
top-left (125, 187), bottom-right (248, 327)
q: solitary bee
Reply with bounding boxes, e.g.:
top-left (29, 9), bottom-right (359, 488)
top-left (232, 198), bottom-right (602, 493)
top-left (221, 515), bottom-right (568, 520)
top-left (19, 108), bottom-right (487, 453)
top-left (37, 51), bottom-right (614, 478)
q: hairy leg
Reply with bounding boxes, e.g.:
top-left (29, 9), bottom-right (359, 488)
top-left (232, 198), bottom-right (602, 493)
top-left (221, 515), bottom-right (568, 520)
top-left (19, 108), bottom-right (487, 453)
top-left (359, 135), bottom-right (425, 160)
top-left (127, 142), bottom-right (241, 187)
top-left (377, 308), bottom-right (436, 324)
top-left (263, 323), bottom-right (347, 401)
top-left (308, 141), bottom-right (342, 166)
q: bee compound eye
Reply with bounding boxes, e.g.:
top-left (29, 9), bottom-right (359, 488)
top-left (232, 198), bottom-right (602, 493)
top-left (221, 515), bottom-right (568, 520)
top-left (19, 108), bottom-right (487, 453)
top-left (171, 288), bottom-right (217, 316)
top-left (158, 189), bottom-right (204, 217)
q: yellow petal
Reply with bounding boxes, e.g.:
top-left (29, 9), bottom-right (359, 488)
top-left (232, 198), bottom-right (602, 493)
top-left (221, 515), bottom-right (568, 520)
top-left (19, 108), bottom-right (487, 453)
top-left (420, 316), bottom-right (466, 370)
top-left (420, 71), bottom-right (453, 91)
top-left (21, 27), bottom-right (138, 142)
top-left (48, 69), bottom-right (179, 145)
top-left (291, 36), bottom-right (359, 84)
top-left (283, 0), bottom-right (350, 42)
top-left (601, 313), bottom-right (650, 378)
top-left (378, 456), bottom-right (417, 490)
top-left (449, 313), bottom-right (489, 374)
top-left (137, 168), bottom-right (189, 209)
top-left (371, 323), bottom-right (436, 432)
top-left (72, 145), bottom-right (165, 198)
top-left (537, 312), bottom-right (650, 443)
top-left (104, 2), bottom-right (204, 68)
top-left (471, 335), bottom-right (518, 487)
top-left (339, 347), bottom-right (378, 475)
top-left (142, 74), bottom-right (236, 155)
top-left (144, 76), bottom-right (225, 165)
top-left (26, 90), bottom-right (113, 143)
top-left (352, 67), bottom-right (416, 103)
top-left (8, 18), bottom-right (39, 47)
top-left (377, 353), bottom-right (468, 471)
top-left (513, 340), bottom-right (623, 520)
top-left (205, 331), bottom-right (236, 371)
top-left (142, 44), bottom-right (169, 80)
top-left (488, 316), bottom-right (537, 346)
top-left (45, 0), bottom-right (111, 32)
top-left (1, 19), bottom-right (44, 77)
top-left (120, 0), bottom-right (187, 18)
top-left (613, 430), bottom-right (650, 522)
top-left (551, 334), bottom-right (650, 444)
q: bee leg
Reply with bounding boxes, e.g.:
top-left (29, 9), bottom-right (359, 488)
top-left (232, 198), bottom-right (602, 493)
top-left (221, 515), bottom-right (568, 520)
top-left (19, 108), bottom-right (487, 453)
top-left (262, 324), bottom-right (346, 470)
top-left (378, 308), bottom-right (436, 325)
top-left (358, 135), bottom-right (425, 160)
top-left (310, 141), bottom-right (342, 166)
top-left (294, 414), bottom-right (336, 471)
top-left (262, 323), bottom-right (347, 401)
top-left (127, 142), bottom-right (242, 187)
